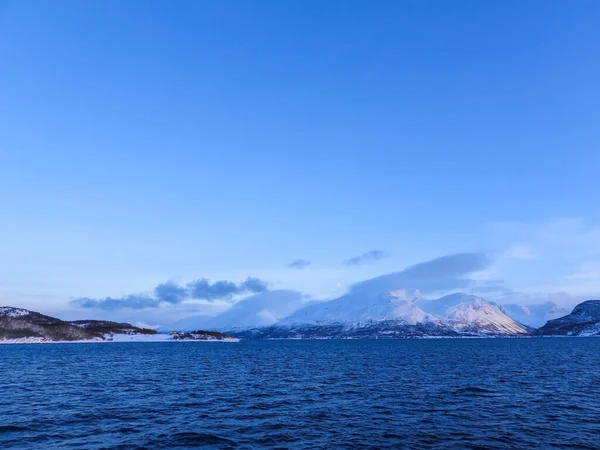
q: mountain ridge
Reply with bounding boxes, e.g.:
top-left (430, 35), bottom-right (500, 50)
top-left (535, 300), bottom-right (600, 336)
top-left (5, 297), bottom-right (600, 341)
top-left (0, 307), bottom-right (103, 342)
top-left (229, 292), bottom-right (531, 338)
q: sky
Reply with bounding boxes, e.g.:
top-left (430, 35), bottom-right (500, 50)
top-left (1, 0), bottom-right (599, 325)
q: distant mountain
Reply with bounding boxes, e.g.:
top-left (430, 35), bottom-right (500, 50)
top-left (501, 302), bottom-right (568, 328)
top-left (69, 320), bottom-right (157, 336)
top-left (236, 291), bottom-right (529, 339)
top-left (535, 300), bottom-right (600, 336)
top-left (0, 307), bottom-right (102, 342)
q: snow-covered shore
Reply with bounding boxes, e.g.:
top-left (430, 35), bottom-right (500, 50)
top-left (0, 334), bottom-right (240, 344)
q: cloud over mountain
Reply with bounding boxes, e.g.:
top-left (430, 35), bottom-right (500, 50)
top-left (349, 252), bottom-right (492, 295)
top-left (173, 290), bottom-right (306, 331)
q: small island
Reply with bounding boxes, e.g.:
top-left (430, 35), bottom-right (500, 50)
top-left (170, 330), bottom-right (239, 342)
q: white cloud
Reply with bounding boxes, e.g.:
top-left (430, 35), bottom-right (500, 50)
top-left (567, 261), bottom-right (600, 280)
top-left (473, 218), bottom-right (600, 306)
top-left (500, 245), bottom-right (537, 261)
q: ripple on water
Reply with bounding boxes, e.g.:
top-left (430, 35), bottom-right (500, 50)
top-left (1, 339), bottom-right (600, 449)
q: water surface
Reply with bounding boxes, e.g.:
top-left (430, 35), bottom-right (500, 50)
top-left (1, 338), bottom-right (599, 449)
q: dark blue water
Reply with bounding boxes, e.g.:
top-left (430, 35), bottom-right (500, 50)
top-left (1, 339), bottom-right (600, 449)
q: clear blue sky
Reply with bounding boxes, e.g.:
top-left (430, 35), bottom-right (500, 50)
top-left (1, 1), bottom-right (599, 321)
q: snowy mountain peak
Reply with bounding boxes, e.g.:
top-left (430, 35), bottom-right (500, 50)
top-left (417, 293), bottom-right (528, 335)
top-left (278, 290), bottom-right (435, 327)
top-left (273, 291), bottom-right (527, 336)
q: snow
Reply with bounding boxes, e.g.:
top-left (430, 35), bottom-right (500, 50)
top-left (277, 291), bottom-right (528, 336)
top-left (419, 294), bottom-right (528, 334)
top-left (0, 337), bottom-right (104, 345)
top-left (0, 307), bottom-right (30, 318)
top-left (578, 322), bottom-right (600, 337)
top-left (0, 333), bottom-right (239, 344)
top-left (280, 290), bottom-right (438, 326)
top-left (105, 333), bottom-right (239, 342)
top-left (106, 333), bottom-right (174, 342)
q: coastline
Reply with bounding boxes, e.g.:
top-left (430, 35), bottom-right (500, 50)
top-left (2, 335), bottom-right (597, 344)
top-left (0, 334), bottom-right (240, 344)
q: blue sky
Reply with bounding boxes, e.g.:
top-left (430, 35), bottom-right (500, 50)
top-left (1, 1), bottom-right (599, 324)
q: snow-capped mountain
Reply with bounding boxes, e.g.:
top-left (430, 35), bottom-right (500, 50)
top-left (417, 294), bottom-right (529, 335)
top-left (278, 289), bottom-right (439, 327)
top-left (236, 291), bottom-right (529, 339)
top-left (500, 302), bottom-right (568, 328)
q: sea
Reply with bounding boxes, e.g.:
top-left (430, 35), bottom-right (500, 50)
top-left (1, 338), bottom-right (599, 449)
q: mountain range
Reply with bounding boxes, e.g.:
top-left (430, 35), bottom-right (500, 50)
top-left (2, 294), bottom-right (600, 342)
top-left (233, 292), bottom-right (530, 339)
top-left (177, 290), bottom-right (599, 339)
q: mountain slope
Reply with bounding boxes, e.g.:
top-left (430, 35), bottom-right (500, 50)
top-left (0, 307), bottom-right (102, 342)
top-left (244, 291), bottom-right (529, 339)
top-left (418, 294), bottom-right (529, 335)
top-left (535, 300), bottom-right (600, 336)
top-left (69, 320), bottom-right (157, 336)
top-left (279, 290), bottom-right (438, 327)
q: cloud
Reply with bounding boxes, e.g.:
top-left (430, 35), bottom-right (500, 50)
top-left (173, 290), bottom-right (306, 331)
top-left (155, 281), bottom-right (187, 304)
top-left (471, 285), bottom-right (514, 295)
top-left (349, 252), bottom-right (492, 295)
top-left (71, 295), bottom-right (159, 310)
top-left (287, 259), bottom-right (311, 269)
top-left (344, 250), bottom-right (387, 266)
top-left (481, 218), bottom-right (600, 299)
top-left (494, 290), bottom-right (593, 310)
top-left (568, 272), bottom-right (600, 280)
top-left (71, 277), bottom-right (270, 310)
top-left (242, 277), bottom-right (269, 293)
top-left (500, 245), bottom-right (537, 261)
top-left (187, 277), bottom-right (268, 300)
top-left (567, 261), bottom-right (600, 280)
top-left (457, 279), bottom-right (513, 296)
